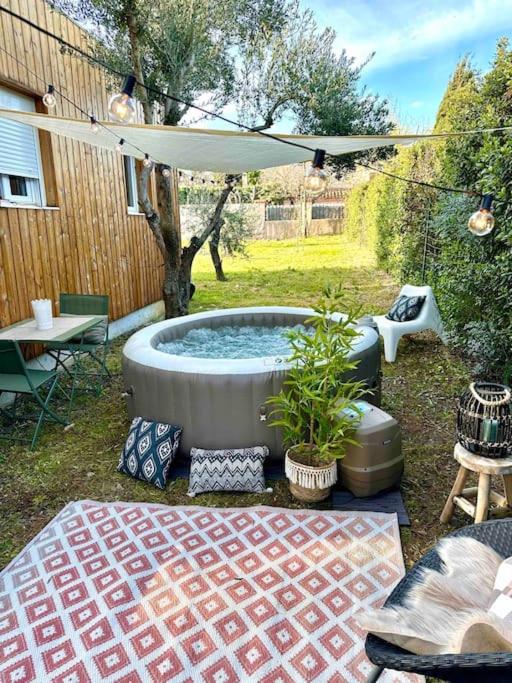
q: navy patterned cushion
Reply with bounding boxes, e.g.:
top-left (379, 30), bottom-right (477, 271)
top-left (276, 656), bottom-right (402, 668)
top-left (188, 446), bottom-right (270, 497)
top-left (386, 294), bottom-right (426, 322)
top-left (118, 417), bottom-right (182, 489)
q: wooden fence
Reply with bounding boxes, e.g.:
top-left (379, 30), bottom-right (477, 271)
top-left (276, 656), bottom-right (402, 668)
top-left (265, 203), bottom-right (343, 221)
top-left (0, 0), bottom-right (162, 329)
top-left (311, 204), bottom-right (343, 220)
top-left (265, 205), bottom-right (300, 221)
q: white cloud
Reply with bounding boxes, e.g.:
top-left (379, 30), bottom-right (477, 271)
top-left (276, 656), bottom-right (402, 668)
top-left (307, 0), bottom-right (512, 71)
top-left (410, 100), bottom-right (424, 109)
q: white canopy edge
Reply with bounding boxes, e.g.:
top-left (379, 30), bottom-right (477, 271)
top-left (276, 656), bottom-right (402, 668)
top-left (0, 108), bottom-right (450, 173)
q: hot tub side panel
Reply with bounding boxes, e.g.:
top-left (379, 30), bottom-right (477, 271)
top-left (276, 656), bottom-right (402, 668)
top-left (348, 339), bottom-right (382, 404)
top-left (122, 356), bottom-right (288, 458)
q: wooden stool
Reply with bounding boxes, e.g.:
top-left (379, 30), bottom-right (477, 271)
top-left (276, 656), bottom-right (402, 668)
top-left (440, 443), bottom-right (512, 524)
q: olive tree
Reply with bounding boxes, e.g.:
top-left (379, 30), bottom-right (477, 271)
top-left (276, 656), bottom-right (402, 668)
top-left (52, 0), bottom-right (391, 312)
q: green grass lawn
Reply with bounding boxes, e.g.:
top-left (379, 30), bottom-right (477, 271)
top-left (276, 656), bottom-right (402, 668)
top-left (191, 235), bottom-right (396, 312)
top-left (0, 235), bottom-right (476, 681)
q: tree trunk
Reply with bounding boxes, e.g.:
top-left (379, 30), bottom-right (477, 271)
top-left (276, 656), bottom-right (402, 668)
top-left (178, 248), bottom-right (195, 313)
top-left (155, 167), bottom-right (184, 317)
top-left (126, 12), bottom-right (188, 318)
top-left (204, 174), bottom-right (241, 280)
top-left (209, 219), bottom-right (227, 281)
top-left (141, 166), bottom-right (238, 317)
top-left (161, 260), bottom-right (181, 318)
top-left (175, 176), bottom-right (240, 312)
top-left (125, 8), bottom-right (153, 124)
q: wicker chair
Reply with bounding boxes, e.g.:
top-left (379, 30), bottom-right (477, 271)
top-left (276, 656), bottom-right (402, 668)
top-left (365, 519), bottom-right (512, 683)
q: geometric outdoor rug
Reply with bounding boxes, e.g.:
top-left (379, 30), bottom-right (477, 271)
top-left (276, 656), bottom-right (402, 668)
top-left (0, 501), bottom-right (423, 683)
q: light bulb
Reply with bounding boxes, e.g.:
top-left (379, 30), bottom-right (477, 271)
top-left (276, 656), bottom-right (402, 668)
top-left (468, 194), bottom-right (495, 236)
top-left (90, 117), bottom-right (100, 134)
top-left (42, 85), bottom-right (56, 108)
top-left (162, 167), bottom-right (171, 178)
top-left (143, 154), bottom-right (152, 168)
top-left (115, 138), bottom-right (125, 153)
top-left (304, 148), bottom-right (328, 197)
top-left (108, 75), bottom-right (136, 123)
top-left (305, 168), bottom-right (328, 196)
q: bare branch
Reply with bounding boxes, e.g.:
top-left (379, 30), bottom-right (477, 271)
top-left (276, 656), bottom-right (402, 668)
top-left (125, 8), bottom-right (153, 124)
top-left (187, 175), bottom-right (241, 254)
top-left (138, 164), bottom-right (166, 256)
top-left (257, 96), bottom-right (292, 129)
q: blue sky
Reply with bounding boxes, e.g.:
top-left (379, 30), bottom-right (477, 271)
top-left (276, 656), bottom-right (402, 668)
top-left (304, 0), bottom-right (512, 131)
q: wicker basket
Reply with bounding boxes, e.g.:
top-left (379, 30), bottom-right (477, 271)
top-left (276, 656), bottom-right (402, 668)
top-left (457, 382), bottom-right (512, 459)
top-left (285, 448), bottom-right (337, 502)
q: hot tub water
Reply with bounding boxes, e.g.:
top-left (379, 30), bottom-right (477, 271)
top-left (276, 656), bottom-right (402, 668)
top-left (156, 324), bottom-right (311, 359)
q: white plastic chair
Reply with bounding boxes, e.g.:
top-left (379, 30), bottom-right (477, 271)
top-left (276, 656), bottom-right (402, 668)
top-left (373, 284), bottom-right (445, 363)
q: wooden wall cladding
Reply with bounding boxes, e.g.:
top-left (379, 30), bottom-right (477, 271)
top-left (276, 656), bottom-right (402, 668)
top-left (0, 0), bottom-right (162, 327)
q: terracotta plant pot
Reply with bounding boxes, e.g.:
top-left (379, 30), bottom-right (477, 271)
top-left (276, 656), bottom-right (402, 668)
top-left (285, 447), bottom-right (338, 503)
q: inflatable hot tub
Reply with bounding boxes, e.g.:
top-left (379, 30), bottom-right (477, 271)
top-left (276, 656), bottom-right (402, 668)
top-left (122, 306), bottom-right (380, 458)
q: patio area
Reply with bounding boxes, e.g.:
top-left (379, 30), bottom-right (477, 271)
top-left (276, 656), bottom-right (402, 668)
top-left (0, 235), bottom-right (470, 572)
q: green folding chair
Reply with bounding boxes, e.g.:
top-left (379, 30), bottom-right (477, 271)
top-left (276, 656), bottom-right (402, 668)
top-left (0, 341), bottom-right (69, 449)
top-left (46, 293), bottom-right (111, 413)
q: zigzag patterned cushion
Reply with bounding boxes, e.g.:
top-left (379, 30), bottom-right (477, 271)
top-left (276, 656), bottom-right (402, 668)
top-left (188, 446), bottom-right (270, 497)
top-left (386, 294), bottom-right (426, 322)
top-left (118, 417), bottom-right (182, 489)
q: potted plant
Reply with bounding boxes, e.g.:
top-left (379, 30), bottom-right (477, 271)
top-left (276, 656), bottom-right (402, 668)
top-left (267, 288), bottom-right (365, 503)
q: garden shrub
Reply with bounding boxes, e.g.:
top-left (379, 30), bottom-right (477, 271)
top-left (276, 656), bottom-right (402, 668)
top-left (344, 181), bottom-right (369, 245)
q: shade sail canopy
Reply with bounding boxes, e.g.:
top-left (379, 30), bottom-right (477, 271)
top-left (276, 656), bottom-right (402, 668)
top-left (0, 108), bottom-right (451, 173)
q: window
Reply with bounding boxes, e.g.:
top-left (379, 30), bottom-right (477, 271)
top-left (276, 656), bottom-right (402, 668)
top-left (123, 156), bottom-right (139, 213)
top-left (0, 86), bottom-right (45, 207)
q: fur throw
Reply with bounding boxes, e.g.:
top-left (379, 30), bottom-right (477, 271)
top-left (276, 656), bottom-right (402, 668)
top-left (358, 537), bottom-right (512, 655)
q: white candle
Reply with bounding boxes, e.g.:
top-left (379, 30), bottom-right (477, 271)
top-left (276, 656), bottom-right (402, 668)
top-left (31, 299), bottom-right (53, 330)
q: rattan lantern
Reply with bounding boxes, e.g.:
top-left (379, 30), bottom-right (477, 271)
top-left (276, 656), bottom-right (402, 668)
top-left (457, 382), bottom-right (512, 458)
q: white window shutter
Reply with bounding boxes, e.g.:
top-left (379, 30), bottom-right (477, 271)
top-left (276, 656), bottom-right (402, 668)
top-left (123, 155), bottom-right (138, 211)
top-left (0, 86), bottom-right (41, 178)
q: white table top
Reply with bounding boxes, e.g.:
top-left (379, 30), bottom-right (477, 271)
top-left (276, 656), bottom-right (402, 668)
top-left (0, 315), bottom-right (104, 343)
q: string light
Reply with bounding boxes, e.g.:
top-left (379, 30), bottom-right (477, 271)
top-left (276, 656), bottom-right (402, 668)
top-left (162, 167), bottom-right (171, 178)
top-left (42, 84), bottom-right (56, 108)
top-left (0, 42), bottom-right (163, 184)
top-left (108, 75), bottom-right (137, 124)
top-left (468, 194), bottom-right (495, 236)
top-left (305, 149), bottom-right (328, 197)
top-left (143, 153), bottom-right (152, 168)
